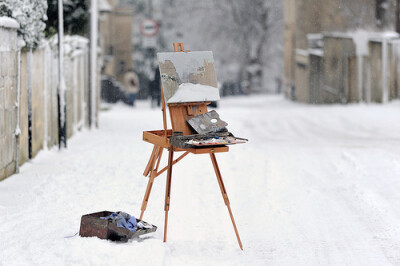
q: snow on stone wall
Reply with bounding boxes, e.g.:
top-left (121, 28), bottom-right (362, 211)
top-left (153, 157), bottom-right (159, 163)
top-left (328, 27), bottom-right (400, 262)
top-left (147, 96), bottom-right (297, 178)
top-left (300, 31), bottom-right (400, 104)
top-left (0, 19), bottom-right (18, 52)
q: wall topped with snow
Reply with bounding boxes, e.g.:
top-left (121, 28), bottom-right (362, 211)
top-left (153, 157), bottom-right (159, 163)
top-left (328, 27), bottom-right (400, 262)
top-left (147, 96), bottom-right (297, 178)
top-left (0, 17), bottom-right (18, 52)
top-left (0, 16), bottom-right (19, 29)
top-left (294, 30), bottom-right (400, 104)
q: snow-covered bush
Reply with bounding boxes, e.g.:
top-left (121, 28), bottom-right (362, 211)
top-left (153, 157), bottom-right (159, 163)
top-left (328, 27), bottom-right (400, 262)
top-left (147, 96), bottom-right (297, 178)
top-left (0, 0), bottom-right (48, 47)
top-left (46, 0), bottom-right (88, 37)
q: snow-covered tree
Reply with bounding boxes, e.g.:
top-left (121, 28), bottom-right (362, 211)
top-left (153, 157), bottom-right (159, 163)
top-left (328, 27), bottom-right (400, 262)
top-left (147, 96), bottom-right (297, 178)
top-left (162, 0), bottom-right (283, 93)
top-left (0, 0), bottom-right (48, 47)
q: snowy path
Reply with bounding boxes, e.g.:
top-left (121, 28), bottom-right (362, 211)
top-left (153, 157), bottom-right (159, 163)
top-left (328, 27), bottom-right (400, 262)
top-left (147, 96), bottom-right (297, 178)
top-left (1, 95), bottom-right (400, 265)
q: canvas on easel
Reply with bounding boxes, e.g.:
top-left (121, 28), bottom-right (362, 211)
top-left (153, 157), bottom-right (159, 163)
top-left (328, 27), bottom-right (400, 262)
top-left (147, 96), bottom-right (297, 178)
top-left (139, 43), bottom-right (244, 250)
top-left (157, 50), bottom-right (223, 136)
top-left (158, 51), bottom-right (219, 104)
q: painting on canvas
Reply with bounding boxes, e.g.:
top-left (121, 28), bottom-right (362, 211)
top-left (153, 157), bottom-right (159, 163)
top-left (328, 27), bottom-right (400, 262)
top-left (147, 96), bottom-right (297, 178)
top-left (157, 51), bottom-right (220, 104)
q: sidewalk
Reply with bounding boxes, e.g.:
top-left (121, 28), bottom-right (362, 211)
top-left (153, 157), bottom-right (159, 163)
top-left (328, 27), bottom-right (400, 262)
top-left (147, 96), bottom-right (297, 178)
top-left (1, 96), bottom-right (400, 265)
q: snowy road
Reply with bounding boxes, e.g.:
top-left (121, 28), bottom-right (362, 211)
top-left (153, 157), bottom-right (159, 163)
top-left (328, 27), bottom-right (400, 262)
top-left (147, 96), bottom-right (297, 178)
top-left (1, 95), bottom-right (400, 265)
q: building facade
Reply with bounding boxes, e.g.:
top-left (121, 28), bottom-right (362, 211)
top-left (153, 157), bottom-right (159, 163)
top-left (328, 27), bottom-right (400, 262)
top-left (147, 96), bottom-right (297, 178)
top-left (99, 0), bottom-right (134, 83)
top-left (284, 0), bottom-right (400, 103)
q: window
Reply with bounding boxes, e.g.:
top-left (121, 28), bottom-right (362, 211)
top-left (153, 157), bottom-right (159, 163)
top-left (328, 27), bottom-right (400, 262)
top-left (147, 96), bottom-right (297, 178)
top-left (119, 61), bottom-right (126, 75)
top-left (376, 0), bottom-right (387, 26)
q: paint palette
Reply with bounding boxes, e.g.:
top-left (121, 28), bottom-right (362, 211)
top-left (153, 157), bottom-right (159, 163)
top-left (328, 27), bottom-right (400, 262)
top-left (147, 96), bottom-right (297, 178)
top-left (169, 132), bottom-right (247, 149)
top-left (187, 110), bottom-right (228, 134)
top-left (185, 136), bottom-right (247, 147)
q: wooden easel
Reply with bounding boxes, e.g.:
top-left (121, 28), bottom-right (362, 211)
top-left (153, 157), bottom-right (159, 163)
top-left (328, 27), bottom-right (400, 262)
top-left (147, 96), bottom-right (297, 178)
top-left (140, 43), bottom-right (243, 250)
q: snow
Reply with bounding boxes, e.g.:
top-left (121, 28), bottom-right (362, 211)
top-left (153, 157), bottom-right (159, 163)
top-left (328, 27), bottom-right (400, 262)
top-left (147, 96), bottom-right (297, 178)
top-left (1, 95), bottom-right (400, 265)
top-left (246, 63), bottom-right (262, 75)
top-left (352, 30), bottom-right (369, 56)
top-left (0, 16), bottom-right (19, 29)
top-left (14, 127), bottom-right (21, 136)
top-left (307, 33), bottom-right (323, 40)
top-left (380, 31), bottom-right (399, 39)
top-left (362, 31), bottom-right (399, 43)
top-left (98, 0), bottom-right (112, 12)
top-left (167, 83), bottom-right (220, 103)
top-left (17, 36), bottom-right (25, 49)
top-left (351, 30), bottom-right (369, 103)
top-left (64, 35), bottom-right (89, 57)
top-left (295, 48), bottom-right (309, 57)
top-left (308, 48), bottom-right (323, 57)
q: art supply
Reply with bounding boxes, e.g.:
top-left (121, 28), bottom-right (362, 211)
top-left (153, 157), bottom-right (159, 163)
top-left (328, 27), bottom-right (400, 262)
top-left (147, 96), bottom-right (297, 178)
top-left (140, 43), bottom-right (246, 250)
top-left (79, 211), bottom-right (157, 242)
top-left (187, 110), bottom-right (228, 134)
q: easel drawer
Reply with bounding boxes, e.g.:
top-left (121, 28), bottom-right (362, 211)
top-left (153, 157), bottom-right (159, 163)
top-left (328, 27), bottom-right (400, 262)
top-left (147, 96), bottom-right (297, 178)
top-left (185, 146), bottom-right (229, 154)
top-left (143, 130), bottom-right (172, 148)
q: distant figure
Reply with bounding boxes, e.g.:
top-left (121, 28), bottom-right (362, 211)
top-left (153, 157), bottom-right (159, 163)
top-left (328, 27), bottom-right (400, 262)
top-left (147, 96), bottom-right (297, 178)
top-left (123, 70), bottom-right (139, 106)
top-left (151, 68), bottom-right (161, 107)
top-left (291, 84), bottom-right (296, 101)
top-left (275, 77), bottom-right (282, 94)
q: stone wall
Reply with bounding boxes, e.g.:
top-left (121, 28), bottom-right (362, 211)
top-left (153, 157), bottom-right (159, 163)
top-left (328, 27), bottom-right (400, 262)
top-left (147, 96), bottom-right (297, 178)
top-left (289, 32), bottom-right (400, 104)
top-left (389, 42), bottom-right (400, 100)
top-left (309, 54), bottom-right (323, 104)
top-left (1, 33), bottom-right (91, 181)
top-left (294, 52), bottom-right (309, 102)
top-left (369, 41), bottom-right (384, 102)
top-left (0, 23), bottom-right (18, 180)
top-left (322, 36), bottom-right (356, 103)
top-left (368, 39), bottom-right (400, 103)
top-left (284, 0), bottom-right (397, 100)
top-left (111, 8), bottom-right (133, 82)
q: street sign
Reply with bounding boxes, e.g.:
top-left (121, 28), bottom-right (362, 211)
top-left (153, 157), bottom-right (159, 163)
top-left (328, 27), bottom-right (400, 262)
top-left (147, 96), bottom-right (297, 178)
top-left (140, 19), bottom-right (159, 37)
top-left (143, 36), bottom-right (157, 48)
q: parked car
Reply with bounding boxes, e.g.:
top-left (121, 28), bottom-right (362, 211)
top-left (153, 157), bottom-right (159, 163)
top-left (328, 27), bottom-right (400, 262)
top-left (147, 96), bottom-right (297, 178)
top-left (101, 76), bottom-right (126, 103)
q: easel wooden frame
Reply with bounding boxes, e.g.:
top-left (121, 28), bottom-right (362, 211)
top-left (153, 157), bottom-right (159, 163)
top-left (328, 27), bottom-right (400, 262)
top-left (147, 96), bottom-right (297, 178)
top-left (140, 43), bottom-right (243, 250)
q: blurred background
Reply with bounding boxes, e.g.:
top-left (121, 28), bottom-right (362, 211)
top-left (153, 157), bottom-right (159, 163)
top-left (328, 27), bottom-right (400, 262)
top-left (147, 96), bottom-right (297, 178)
top-left (96, 0), bottom-right (400, 105)
top-left (96, 0), bottom-right (283, 105)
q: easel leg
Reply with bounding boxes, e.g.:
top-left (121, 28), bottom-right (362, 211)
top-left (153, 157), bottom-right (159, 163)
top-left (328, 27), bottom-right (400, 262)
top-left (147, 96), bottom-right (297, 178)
top-left (143, 145), bottom-right (158, 177)
top-left (164, 147), bottom-right (174, 242)
top-left (210, 152), bottom-right (243, 250)
top-left (140, 147), bottom-right (163, 220)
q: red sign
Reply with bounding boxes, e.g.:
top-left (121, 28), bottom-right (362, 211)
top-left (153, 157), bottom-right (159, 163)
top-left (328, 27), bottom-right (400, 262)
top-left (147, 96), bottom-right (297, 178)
top-left (140, 19), bottom-right (159, 37)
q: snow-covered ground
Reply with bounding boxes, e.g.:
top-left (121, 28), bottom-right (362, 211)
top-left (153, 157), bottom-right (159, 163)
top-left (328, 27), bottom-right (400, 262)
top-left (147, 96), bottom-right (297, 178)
top-left (1, 95), bottom-right (400, 265)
